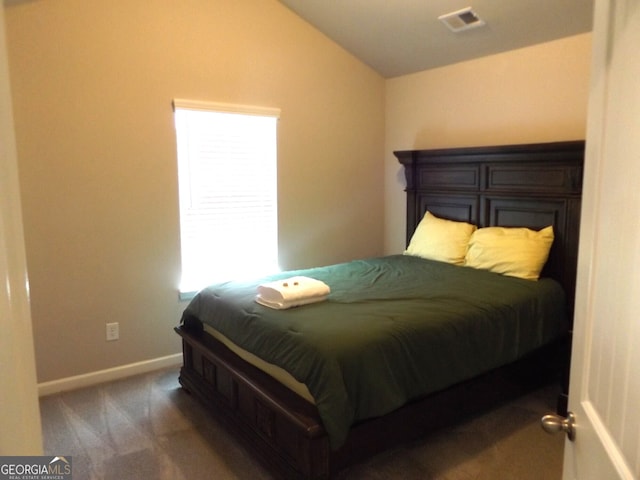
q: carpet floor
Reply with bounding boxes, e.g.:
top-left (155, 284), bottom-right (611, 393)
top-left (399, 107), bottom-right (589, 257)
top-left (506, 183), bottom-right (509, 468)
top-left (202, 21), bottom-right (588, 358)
top-left (39, 367), bottom-right (564, 479)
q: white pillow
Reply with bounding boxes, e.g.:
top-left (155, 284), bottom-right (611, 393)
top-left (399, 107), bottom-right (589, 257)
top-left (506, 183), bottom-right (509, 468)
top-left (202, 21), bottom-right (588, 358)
top-left (465, 225), bottom-right (554, 280)
top-left (404, 211), bottom-right (477, 265)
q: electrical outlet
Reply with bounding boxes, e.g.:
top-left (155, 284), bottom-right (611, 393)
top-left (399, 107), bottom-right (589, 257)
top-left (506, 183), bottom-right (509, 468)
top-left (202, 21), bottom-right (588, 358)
top-left (106, 322), bottom-right (119, 341)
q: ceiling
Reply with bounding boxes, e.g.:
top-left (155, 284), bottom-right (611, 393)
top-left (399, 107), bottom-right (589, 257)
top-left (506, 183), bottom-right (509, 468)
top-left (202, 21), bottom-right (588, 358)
top-left (277, 0), bottom-right (594, 78)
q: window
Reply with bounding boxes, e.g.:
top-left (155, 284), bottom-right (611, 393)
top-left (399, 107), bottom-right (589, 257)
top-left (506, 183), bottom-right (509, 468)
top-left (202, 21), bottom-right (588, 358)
top-left (173, 99), bottom-right (280, 297)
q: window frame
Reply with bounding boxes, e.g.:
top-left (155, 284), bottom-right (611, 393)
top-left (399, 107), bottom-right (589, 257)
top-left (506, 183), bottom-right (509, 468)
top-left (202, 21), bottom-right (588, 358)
top-left (173, 99), bottom-right (281, 299)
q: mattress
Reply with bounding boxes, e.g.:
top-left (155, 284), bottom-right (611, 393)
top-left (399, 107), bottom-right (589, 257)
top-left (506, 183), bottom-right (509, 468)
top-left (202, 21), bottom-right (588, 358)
top-left (202, 322), bottom-right (315, 403)
top-left (181, 255), bottom-right (568, 448)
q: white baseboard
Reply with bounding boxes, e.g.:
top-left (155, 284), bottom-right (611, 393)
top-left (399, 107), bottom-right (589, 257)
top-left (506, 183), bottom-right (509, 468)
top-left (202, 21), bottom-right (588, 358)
top-left (37, 353), bottom-right (183, 397)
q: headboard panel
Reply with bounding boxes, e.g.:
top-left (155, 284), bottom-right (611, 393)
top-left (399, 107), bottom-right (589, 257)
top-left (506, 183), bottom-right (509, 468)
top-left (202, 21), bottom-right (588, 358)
top-left (395, 140), bottom-right (584, 312)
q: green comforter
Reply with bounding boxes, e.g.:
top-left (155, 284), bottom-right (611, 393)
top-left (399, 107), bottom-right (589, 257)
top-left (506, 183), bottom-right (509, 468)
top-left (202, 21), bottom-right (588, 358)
top-left (181, 255), bottom-right (568, 449)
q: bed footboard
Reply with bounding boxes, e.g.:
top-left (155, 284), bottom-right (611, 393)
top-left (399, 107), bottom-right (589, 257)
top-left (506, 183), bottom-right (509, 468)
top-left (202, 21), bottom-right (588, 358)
top-left (175, 325), bottom-right (331, 480)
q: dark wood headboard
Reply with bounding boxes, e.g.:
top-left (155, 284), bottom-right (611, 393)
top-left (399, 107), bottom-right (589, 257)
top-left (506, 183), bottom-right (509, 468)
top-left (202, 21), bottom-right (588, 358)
top-left (394, 140), bottom-right (584, 311)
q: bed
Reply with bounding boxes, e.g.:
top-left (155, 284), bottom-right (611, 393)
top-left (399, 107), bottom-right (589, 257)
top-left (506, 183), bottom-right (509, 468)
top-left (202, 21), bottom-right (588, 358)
top-left (175, 140), bottom-right (584, 479)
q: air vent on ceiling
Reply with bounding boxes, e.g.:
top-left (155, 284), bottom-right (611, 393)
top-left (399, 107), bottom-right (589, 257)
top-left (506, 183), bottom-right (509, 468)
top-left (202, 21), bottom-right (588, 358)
top-left (438, 7), bottom-right (486, 33)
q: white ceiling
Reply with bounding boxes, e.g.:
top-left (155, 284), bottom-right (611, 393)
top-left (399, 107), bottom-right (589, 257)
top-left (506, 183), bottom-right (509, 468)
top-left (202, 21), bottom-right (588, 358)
top-left (277, 0), bottom-right (594, 78)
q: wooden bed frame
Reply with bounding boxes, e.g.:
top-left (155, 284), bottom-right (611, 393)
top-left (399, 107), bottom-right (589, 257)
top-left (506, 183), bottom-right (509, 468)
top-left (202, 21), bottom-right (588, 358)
top-left (175, 140), bottom-right (585, 479)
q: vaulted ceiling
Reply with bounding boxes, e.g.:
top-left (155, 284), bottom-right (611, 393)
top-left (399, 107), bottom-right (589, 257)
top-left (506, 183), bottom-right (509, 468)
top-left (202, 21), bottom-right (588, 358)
top-left (278, 0), bottom-right (594, 78)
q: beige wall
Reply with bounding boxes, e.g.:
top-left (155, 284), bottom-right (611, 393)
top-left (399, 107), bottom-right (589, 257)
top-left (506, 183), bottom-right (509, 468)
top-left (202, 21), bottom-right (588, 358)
top-left (384, 33), bottom-right (592, 254)
top-left (5, 0), bottom-right (592, 385)
top-left (5, 0), bottom-right (385, 382)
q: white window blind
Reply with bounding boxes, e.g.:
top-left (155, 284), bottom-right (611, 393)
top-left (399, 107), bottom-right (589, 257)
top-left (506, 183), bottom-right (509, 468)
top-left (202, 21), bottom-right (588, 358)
top-left (173, 100), bottom-right (280, 295)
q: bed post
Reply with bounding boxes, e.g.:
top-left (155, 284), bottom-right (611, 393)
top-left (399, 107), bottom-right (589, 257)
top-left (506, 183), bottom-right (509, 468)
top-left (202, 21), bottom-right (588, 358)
top-left (394, 150), bottom-right (418, 246)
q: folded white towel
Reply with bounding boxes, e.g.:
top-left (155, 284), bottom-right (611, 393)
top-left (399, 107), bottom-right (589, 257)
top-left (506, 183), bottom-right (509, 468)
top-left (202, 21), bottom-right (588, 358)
top-left (255, 276), bottom-right (330, 310)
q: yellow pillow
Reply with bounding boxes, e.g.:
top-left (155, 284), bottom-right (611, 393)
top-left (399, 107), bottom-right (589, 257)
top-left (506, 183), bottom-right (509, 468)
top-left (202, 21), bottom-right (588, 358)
top-left (404, 211), bottom-right (477, 265)
top-left (465, 225), bottom-right (554, 280)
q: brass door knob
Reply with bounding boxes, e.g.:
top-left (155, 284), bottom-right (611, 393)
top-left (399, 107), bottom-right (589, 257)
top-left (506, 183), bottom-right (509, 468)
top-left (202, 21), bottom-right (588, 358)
top-left (541, 411), bottom-right (576, 441)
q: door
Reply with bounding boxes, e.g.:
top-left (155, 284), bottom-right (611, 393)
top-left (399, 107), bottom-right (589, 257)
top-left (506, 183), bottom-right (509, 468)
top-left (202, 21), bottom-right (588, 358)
top-left (561, 0), bottom-right (640, 478)
top-left (0, 7), bottom-right (43, 454)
